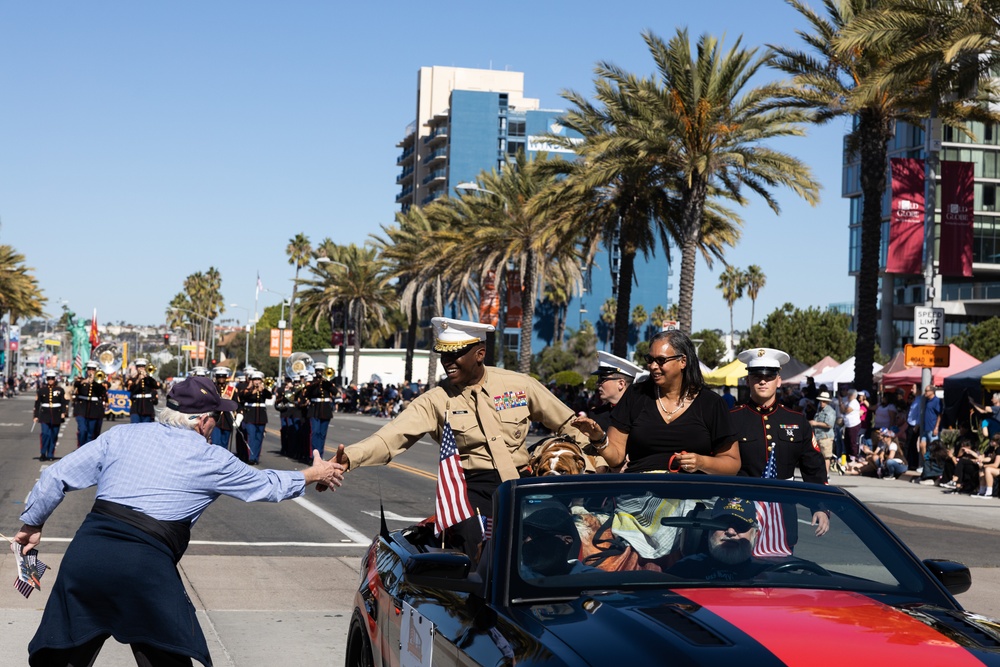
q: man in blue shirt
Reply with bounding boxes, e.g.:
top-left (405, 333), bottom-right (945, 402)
top-left (917, 385), bottom-right (943, 474)
top-left (13, 376), bottom-right (346, 667)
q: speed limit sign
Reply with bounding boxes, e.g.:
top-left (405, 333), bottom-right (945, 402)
top-left (913, 307), bottom-right (945, 345)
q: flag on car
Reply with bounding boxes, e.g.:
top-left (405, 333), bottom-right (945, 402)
top-left (434, 420), bottom-right (474, 535)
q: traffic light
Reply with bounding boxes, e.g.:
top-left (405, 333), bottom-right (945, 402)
top-left (163, 334), bottom-right (170, 345)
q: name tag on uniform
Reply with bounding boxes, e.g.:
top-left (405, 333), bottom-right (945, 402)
top-left (452, 410), bottom-right (469, 415)
top-left (494, 390), bottom-right (527, 411)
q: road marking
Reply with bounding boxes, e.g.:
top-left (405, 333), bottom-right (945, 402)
top-left (16, 537), bottom-right (365, 548)
top-left (292, 497), bottom-right (370, 544)
top-left (0, 423), bottom-right (25, 426)
top-left (387, 461), bottom-right (436, 480)
top-left (362, 510), bottom-right (425, 522)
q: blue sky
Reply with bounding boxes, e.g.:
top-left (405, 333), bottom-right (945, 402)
top-left (0, 1), bottom-right (855, 334)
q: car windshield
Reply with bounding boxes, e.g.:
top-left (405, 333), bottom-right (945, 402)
top-left (509, 479), bottom-right (936, 603)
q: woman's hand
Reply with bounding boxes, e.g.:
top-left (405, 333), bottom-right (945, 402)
top-left (570, 415), bottom-right (605, 444)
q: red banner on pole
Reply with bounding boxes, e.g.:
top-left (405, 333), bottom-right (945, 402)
top-left (886, 157), bottom-right (925, 274)
top-left (939, 160), bottom-right (974, 277)
top-left (479, 270), bottom-right (499, 327)
top-left (505, 272), bottom-right (522, 329)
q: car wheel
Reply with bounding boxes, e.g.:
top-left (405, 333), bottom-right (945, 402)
top-left (345, 615), bottom-right (374, 667)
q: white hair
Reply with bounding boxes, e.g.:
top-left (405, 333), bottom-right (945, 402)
top-left (156, 406), bottom-right (209, 430)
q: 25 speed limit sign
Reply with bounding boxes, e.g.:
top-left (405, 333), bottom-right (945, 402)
top-left (913, 307), bottom-right (945, 345)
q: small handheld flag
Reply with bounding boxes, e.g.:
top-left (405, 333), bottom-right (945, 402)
top-left (10, 542), bottom-right (48, 599)
top-left (434, 419), bottom-right (474, 535)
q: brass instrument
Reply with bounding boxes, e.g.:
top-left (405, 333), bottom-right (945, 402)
top-left (146, 363), bottom-right (157, 377)
top-left (95, 370), bottom-right (106, 383)
top-left (263, 377), bottom-right (276, 389)
top-left (324, 367), bottom-right (336, 380)
top-left (286, 352), bottom-right (315, 380)
top-left (92, 343), bottom-right (122, 376)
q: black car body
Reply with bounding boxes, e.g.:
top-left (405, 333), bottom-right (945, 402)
top-left (347, 475), bottom-right (1000, 666)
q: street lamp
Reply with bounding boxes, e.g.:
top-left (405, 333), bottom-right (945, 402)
top-left (230, 304), bottom-right (253, 371)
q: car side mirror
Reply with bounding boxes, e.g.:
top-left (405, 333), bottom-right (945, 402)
top-left (923, 559), bottom-right (972, 595)
top-left (404, 552), bottom-right (485, 596)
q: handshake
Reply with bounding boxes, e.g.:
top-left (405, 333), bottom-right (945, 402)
top-left (304, 444), bottom-right (348, 490)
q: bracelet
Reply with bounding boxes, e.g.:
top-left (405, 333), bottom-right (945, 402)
top-left (590, 433), bottom-right (609, 451)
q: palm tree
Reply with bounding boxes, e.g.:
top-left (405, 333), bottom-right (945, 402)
top-left (717, 265), bottom-right (747, 351)
top-left (0, 245), bottom-right (45, 323)
top-left (633, 28), bottom-right (820, 334)
top-left (770, 0), bottom-right (999, 393)
top-left (599, 298), bottom-right (616, 351)
top-left (630, 304), bottom-right (648, 344)
top-left (285, 233), bottom-right (312, 328)
top-left (744, 264), bottom-right (766, 329)
top-left (439, 151), bottom-right (584, 374)
top-left (296, 243), bottom-right (396, 384)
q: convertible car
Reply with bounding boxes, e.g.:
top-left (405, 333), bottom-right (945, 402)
top-left (347, 475), bottom-right (1000, 666)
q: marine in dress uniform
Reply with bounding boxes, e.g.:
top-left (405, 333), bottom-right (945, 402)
top-left (33, 370), bottom-right (67, 461)
top-left (72, 362), bottom-right (107, 447)
top-left (239, 371), bottom-right (271, 464)
top-left (303, 363), bottom-right (335, 458)
top-left (585, 351), bottom-right (646, 472)
top-left (211, 367), bottom-right (236, 449)
top-left (730, 347), bottom-right (829, 557)
top-left (126, 359), bottom-right (160, 424)
top-left (343, 317), bottom-right (590, 544)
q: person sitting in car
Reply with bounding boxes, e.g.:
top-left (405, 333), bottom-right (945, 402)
top-left (668, 498), bottom-right (770, 582)
top-left (519, 502), bottom-right (591, 579)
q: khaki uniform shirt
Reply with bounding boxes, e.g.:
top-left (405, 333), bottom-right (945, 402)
top-left (345, 366), bottom-right (589, 481)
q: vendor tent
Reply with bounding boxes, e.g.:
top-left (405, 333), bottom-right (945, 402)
top-left (983, 369), bottom-right (1000, 391)
top-left (874, 351), bottom-right (906, 384)
top-left (780, 356), bottom-right (810, 381)
top-left (811, 356), bottom-right (883, 390)
top-left (880, 345), bottom-right (981, 389)
top-left (943, 352), bottom-right (1000, 399)
top-left (785, 356), bottom-right (840, 385)
top-left (703, 359), bottom-right (746, 387)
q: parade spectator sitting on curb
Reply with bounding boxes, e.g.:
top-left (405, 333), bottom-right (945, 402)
top-left (939, 426), bottom-right (982, 494)
top-left (880, 429), bottom-right (907, 480)
top-left (916, 439), bottom-right (950, 485)
top-left (973, 434), bottom-right (1000, 498)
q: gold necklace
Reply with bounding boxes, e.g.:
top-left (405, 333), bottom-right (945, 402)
top-left (657, 389), bottom-right (686, 421)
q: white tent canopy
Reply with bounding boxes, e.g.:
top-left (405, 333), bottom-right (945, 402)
top-left (811, 356), bottom-right (883, 390)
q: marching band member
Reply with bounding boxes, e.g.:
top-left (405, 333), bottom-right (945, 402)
top-left (126, 358), bottom-right (161, 424)
top-left (211, 367), bottom-right (236, 449)
top-left (303, 363), bottom-right (335, 458)
top-left (72, 361), bottom-right (107, 447)
top-left (33, 370), bottom-right (67, 461)
top-left (238, 370), bottom-right (271, 465)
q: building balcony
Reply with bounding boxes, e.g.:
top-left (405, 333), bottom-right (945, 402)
top-left (396, 147), bottom-right (415, 166)
top-left (422, 168), bottom-right (447, 186)
top-left (396, 167), bottom-right (414, 185)
top-left (942, 280), bottom-right (1000, 301)
top-left (422, 148), bottom-right (447, 166)
top-left (396, 186), bottom-right (414, 204)
top-left (423, 125), bottom-right (449, 146)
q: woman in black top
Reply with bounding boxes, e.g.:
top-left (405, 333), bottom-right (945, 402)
top-left (573, 330), bottom-right (739, 474)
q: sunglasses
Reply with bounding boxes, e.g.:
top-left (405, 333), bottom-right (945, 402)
top-left (644, 354), bottom-right (684, 366)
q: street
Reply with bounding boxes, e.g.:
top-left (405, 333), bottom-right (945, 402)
top-left (1, 393), bottom-right (999, 666)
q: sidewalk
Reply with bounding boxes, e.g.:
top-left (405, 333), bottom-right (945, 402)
top-left (0, 554), bottom-right (363, 667)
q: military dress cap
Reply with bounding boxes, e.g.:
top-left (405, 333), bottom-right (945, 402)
top-left (591, 350), bottom-right (646, 380)
top-left (191, 366), bottom-right (209, 377)
top-left (85, 361), bottom-right (98, 370)
top-left (737, 347), bottom-right (790, 375)
top-left (166, 376), bottom-right (238, 414)
top-left (431, 317), bottom-right (495, 353)
top-left (44, 369), bottom-right (58, 379)
top-left (314, 362), bottom-right (327, 371)
top-left (711, 497), bottom-right (758, 529)
top-left (134, 358), bottom-right (148, 367)
top-left (212, 367), bottom-right (231, 377)
top-left (250, 370), bottom-right (265, 380)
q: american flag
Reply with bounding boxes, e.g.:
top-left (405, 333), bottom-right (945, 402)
top-left (11, 543), bottom-right (48, 599)
top-left (434, 420), bottom-right (474, 535)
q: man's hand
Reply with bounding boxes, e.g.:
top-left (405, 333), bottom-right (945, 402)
top-left (14, 524), bottom-right (42, 556)
top-left (308, 446), bottom-right (346, 491)
top-left (811, 511), bottom-right (830, 537)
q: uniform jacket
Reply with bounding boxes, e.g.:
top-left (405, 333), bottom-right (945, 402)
top-left (731, 400), bottom-right (828, 485)
top-left (239, 388), bottom-right (272, 424)
top-left (73, 379), bottom-right (108, 419)
top-left (34, 385), bottom-right (68, 425)
top-left (127, 376), bottom-right (160, 417)
top-left (304, 379), bottom-right (336, 420)
top-left (345, 366), bottom-right (587, 481)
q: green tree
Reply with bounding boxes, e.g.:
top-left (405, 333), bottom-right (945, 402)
top-left (599, 297), bottom-right (616, 351)
top-left (626, 29), bottom-right (819, 334)
top-left (771, 0), bottom-right (999, 393)
top-left (285, 233), bottom-right (312, 328)
top-left (0, 245), bottom-right (46, 323)
top-left (949, 317), bottom-right (1000, 362)
top-left (649, 305), bottom-right (668, 332)
top-left (744, 264), bottom-right (766, 329)
top-left (692, 329), bottom-right (726, 368)
top-left (717, 265), bottom-right (747, 348)
top-left (742, 303), bottom-right (856, 366)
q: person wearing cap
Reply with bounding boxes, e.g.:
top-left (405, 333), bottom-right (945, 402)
top-left (303, 361), bottom-right (336, 458)
top-left (125, 358), bottom-right (160, 424)
top-left (13, 376), bottom-right (346, 667)
top-left (210, 366), bottom-right (236, 450)
top-left (33, 370), bottom-right (68, 462)
top-left (71, 360), bottom-right (108, 447)
top-left (573, 329), bottom-right (739, 475)
top-left (238, 370), bottom-right (271, 464)
top-left (809, 390), bottom-right (838, 474)
top-left (578, 351), bottom-right (645, 472)
top-left (341, 317), bottom-right (591, 530)
top-left (668, 498), bottom-right (769, 581)
top-left (730, 348), bottom-right (829, 552)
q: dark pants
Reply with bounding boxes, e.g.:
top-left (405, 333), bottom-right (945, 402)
top-left (75, 416), bottom-right (100, 447)
top-left (31, 633), bottom-right (193, 667)
top-left (210, 426), bottom-right (231, 449)
top-left (130, 413), bottom-right (154, 424)
top-left (244, 423), bottom-right (265, 463)
top-left (845, 424), bottom-right (864, 458)
top-left (309, 418), bottom-right (330, 458)
top-left (39, 423), bottom-right (60, 459)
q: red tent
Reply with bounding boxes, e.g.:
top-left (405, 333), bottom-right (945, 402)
top-left (880, 344), bottom-right (981, 388)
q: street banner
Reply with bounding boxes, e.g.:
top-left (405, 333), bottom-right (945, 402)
top-left (505, 271), bottom-right (522, 329)
top-left (269, 329), bottom-right (293, 357)
top-left (106, 390), bottom-right (131, 417)
top-left (939, 161), bottom-right (974, 277)
top-left (886, 157), bottom-right (925, 274)
top-left (478, 270), bottom-right (499, 327)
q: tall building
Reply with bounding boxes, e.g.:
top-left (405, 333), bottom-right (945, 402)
top-left (396, 66), bottom-right (672, 355)
top-left (842, 119), bottom-right (1000, 354)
